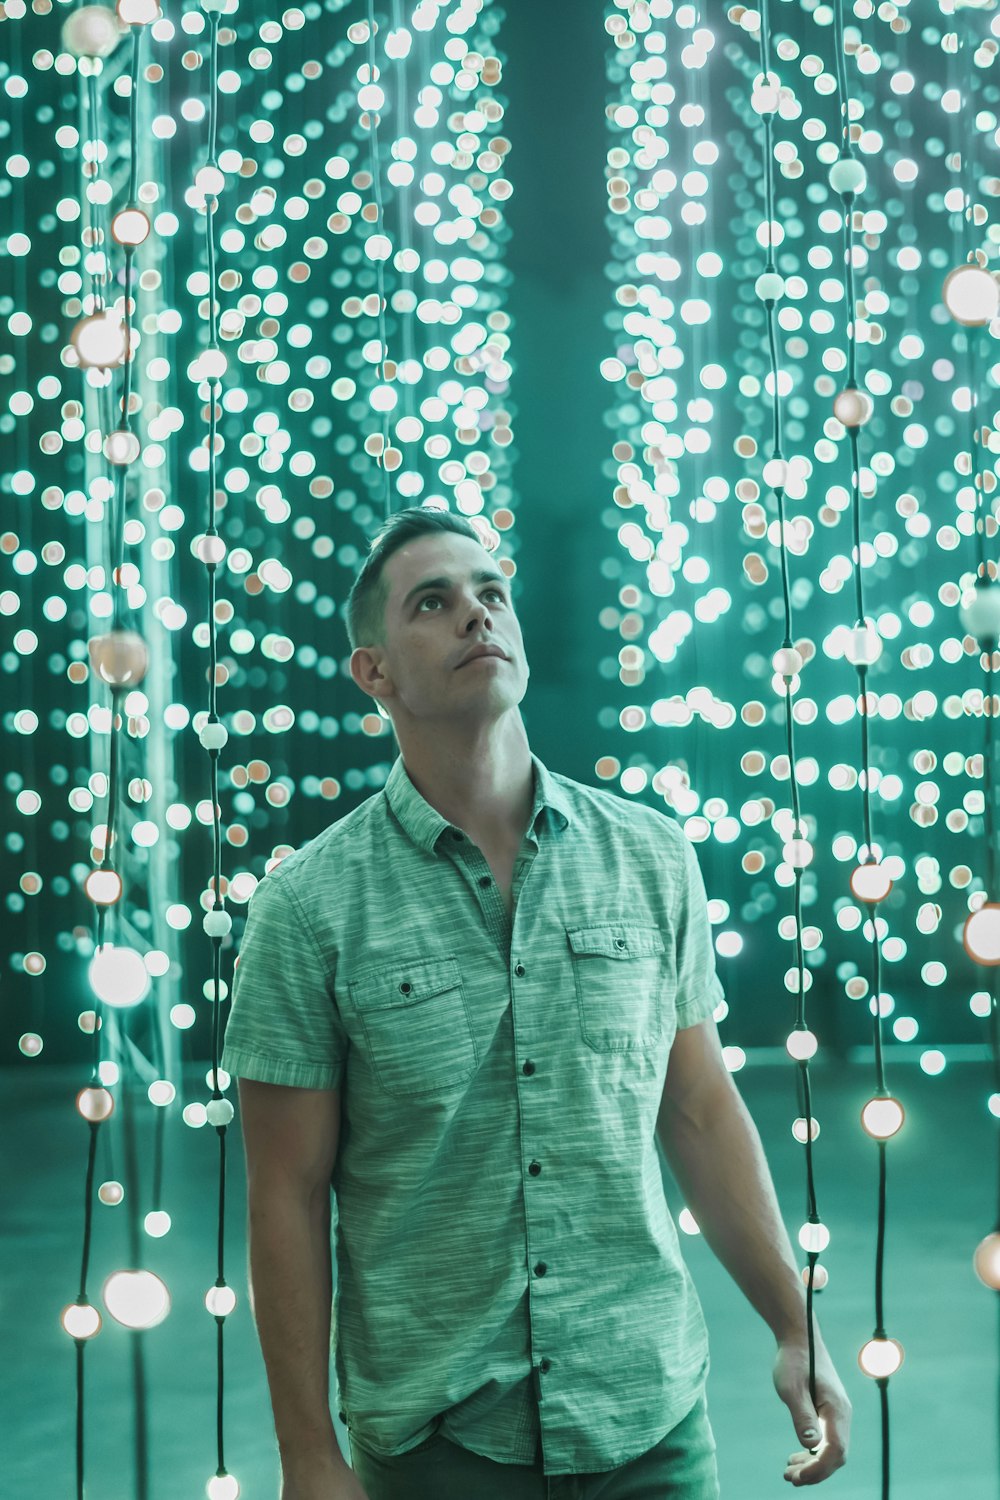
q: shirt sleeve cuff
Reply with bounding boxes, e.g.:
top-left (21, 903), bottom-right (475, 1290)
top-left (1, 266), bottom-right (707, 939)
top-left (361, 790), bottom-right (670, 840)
top-left (221, 1045), bottom-right (345, 1091)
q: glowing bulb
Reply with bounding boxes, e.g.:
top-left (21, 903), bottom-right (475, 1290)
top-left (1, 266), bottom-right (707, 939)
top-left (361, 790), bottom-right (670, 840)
top-left (145, 1211), bottom-right (172, 1238)
top-left (829, 157), bottom-right (867, 196)
top-left (77, 1087), bottom-right (114, 1123)
top-left (98, 1180), bottom-right (124, 1205)
top-left (861, 1096), bottom-right (905, 1139)
top-left (102, 1270), bottom-right (171, 1329)
top-left (206, 1284), bottom-right (237, 1317)
top-left (783, 838), bottom-right (814, 870)
top-left (850, 863), bottom-right (893, 903)
top-left (801, 1263), bottom-right (829, 1291)
top-left (786, 1029), bottom-right (818, 1061)
top-left (88, 630), bottom-right (149, 686)
top-left (942, 264), bottom-right (1000, 327)
top-left (843, 619), bottom-right (882, 666)
top-left (72, 313), bottom-right (127, 368)
top-left (858, 1337), bottom-right (904, 1378)
top-left (61, 1302), bottom-right (102, 1340)
top-left (196, 534), bottom-right (227, 566)
top-left (117, 0), bottom-right (162, 22)
top-left (62, 4), bottom-right (125, 57)
top-left (798, 1221), bottom-right (830, 1254)
top-left (833, 388), bottom-right (873, 428)
top-left (791, 1117), bottom-right (820, 1143)
top-left (755, 272), bottom-right (785, 302)
top-left (206, 1474), bottom-right (240, 1500)
top-left (973, 1232), bottom-right (1000, 1290)
top-left (85, 869), bottom-right (123, 906)
top-left (959, 581), bottom-right (1000, 643)
top-left (772, 646), bottom-right (802, 677)
top-left (111, 207), bottom-right (151, 246)
top-left (196, 165), bottom-right (226, 198)
top-left (89, 946), bottom-right (151, 1008)
top-left (963, 905), bottom-right (1000, 966)
top-left (104, 430), bottom-right (141, 465)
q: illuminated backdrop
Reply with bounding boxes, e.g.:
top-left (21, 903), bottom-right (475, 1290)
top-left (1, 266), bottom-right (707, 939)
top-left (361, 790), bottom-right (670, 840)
top-left (1, 0), bottom-right (999, 1496)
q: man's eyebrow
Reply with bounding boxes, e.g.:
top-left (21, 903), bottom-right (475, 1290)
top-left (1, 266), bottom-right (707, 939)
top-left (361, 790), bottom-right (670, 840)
top-left (401, 569), bottom-right (508, 612)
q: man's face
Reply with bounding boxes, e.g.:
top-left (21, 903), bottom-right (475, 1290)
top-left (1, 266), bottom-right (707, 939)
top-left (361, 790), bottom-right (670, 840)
top-left (350, 532), bottom-right (530, 729)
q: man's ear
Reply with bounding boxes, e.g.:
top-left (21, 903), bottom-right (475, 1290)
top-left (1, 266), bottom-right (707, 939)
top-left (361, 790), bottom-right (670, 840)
top-left (350, 646), bottom-right (389, 705)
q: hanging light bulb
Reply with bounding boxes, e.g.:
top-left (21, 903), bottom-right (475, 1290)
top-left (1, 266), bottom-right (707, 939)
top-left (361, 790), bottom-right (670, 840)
top-left (963, 904), bottom-right (1000, 966)
top-left (860, 1096), bottom-right (905, 1140)
top-left (959, 578), bottom-right (1000, 644)
top-left (850, 862), bottom-right (893, 903)
top-left (858, 1336), bottom-right (904, 1378)
top-left (833, 387), bottom-right (873, 428)
top-left (62, 5), bottom-right (125, 58)
top-left (973, 1232), bottom-right (1000, 1291)
top-left (88, 630), bottom-right (149, 686)
top-left (71, 312), bottom-right (127, 369)
top-left (828, 157), bottom-right (867, 197)
top-left (942, 263), bottom-right (1000, 327)
top-left (111, 206), bottom-right (151, 246)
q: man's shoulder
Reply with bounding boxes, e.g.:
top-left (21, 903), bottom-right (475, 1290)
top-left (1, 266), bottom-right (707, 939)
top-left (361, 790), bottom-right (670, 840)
top-left (263, 782), bottom-right (388, 889)
top-left (549, 765), bottom-right (686, 848)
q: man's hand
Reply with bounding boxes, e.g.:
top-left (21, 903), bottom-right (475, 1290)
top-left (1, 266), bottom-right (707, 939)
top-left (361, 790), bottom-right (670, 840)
top-left (281, 1457), bottom-right (371, 1500)
top-left (773, 1336), bottom-right (852, 1486)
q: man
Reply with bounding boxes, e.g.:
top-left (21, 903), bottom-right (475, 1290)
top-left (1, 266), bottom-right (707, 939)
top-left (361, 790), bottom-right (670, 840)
top-left (222, 506), bottom-right (851, 1500)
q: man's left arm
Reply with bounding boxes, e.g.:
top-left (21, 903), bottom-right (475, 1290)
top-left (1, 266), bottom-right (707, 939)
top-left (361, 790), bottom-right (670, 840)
top-left (656, 1016), bottom-right (852, 1488)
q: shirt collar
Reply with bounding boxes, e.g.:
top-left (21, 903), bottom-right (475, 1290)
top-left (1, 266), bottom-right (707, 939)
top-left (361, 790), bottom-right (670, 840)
top-left (384, 748), bottom-right (573, 853)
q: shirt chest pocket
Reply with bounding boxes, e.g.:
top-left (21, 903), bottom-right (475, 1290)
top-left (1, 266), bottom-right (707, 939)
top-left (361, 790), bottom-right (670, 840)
top-left (347, 956), bottom-right (479, 1098)
top-left (567, 924), bottom-right (668, 1053)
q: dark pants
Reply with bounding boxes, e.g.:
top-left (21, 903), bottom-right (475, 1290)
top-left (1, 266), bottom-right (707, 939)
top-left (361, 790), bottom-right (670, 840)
top-left (348, 1392), bottom-right (720, 1500)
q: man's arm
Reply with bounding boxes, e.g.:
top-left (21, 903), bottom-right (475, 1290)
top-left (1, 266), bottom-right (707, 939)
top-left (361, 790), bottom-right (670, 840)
top-left (238, 1078), bottom-right (369, 1499)
top-left (656, 1018), bottom-right (852, 1488)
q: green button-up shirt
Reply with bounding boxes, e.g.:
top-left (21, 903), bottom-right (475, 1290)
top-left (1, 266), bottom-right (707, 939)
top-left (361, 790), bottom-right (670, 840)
top-left (222, 749), bottom-right (725, 1476)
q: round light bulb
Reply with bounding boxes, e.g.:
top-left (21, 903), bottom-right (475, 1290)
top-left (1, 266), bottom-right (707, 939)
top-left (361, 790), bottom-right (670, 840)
top-left (77, 1087), bottom-right (114, 1123)
top-left (89, 945), bottom-right (151, 1008)
top-left (196, 534), bottom-right (227, 565)
top-left (755, 272), bottom-right (785, 302)
top-left (786, 1030), bottom-right (818, 1061)
top-left (144, 1211), bottom-right (172, 1238)
top-left (205, 1284), bottom-right (237, 1317)
top-left (973, 1231), bottom-right (1000, 1291)
top-left (72, 313), bottom-right (127, 368)
top-left (829, 157), bottom-right (867, 196)
top-left (196, 165), bottom-right (226, 198)
top-left (791, 1116), bottom-right (820, 1144)
top-left (85, 869), bottom-right (123, 906)
top-left (942, 264), bottom-right (1000, 327)
top-left (62, 4), bottom-right (125, 57)
top-left (206, 1474), bottom-right (240, 1500)
top-left (110, 206), bottom-right (151, 246)
top-left (858, 1336), bottom-right (904, 1378)
top-left (117, 0), bottom-right (162, 22)
top-left (844, 619), bottom-right (882, 666)
top-left (102, 1269), bottom-right (171, 1330)
top-left (963, 904), bottom-right (1000, 965)
top-left (783, 838), bottom-right (814, 870)
top-left (959, 581), bottom-right (1000, 644)
top-left (104, 430), bottom-right (141, 466)
top-left (61, 1302), bottom-right (102, 1340)
top-left (798, 1221), bottom-right (831, 1254)
top-left (772, 645), bottom-right (803, 677)
top-left (833, 387), bottom-right (873, 428)
top-left (801, 1262), bottom-right (829, 1291)
top-left (861, 1096), bottom-right (905, 1140)
top-left (98, 1180), bottom-right (124, 1205)
top-left (88, 630), bottom-right (149, 686)
top-left (850, 862), bottom-right (893, 903)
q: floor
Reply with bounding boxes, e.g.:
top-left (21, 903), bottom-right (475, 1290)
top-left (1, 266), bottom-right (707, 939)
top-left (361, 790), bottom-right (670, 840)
top-left (3, 1057), bottom-right (997, 1499)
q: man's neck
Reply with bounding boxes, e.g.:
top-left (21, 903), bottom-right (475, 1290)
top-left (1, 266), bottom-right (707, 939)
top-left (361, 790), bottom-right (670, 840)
top-left (398, 713), bottom-right (534, 850)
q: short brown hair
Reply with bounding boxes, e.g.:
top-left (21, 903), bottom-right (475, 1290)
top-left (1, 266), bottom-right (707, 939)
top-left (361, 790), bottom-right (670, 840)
top-left (345, 506), bottom-right (490, 653)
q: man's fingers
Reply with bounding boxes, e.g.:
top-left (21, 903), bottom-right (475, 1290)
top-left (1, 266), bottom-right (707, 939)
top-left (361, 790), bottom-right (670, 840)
top-left (783, 1441), bottom-right (848, 1486)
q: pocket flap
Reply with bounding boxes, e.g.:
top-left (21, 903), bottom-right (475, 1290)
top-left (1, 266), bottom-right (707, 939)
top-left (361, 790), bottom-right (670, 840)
top-left (349, 956), bottom-right (462, 1011)
top-left (567, 925), bottom-right (666, 959)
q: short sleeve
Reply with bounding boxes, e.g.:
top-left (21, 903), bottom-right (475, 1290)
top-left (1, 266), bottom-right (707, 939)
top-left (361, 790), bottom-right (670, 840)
top-left (221, 871), bottom-right (347, 1090)
top-left (673, 834), bottom-right (725, 1030)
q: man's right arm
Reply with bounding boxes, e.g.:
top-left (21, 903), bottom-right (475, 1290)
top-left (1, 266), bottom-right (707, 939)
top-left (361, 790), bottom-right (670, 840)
top-left (238, 1078), bottom-right (369, 1500)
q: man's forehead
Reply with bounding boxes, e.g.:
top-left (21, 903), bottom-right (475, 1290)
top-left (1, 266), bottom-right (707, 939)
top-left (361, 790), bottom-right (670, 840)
top-left (387, 535), bottom-right (488, 593)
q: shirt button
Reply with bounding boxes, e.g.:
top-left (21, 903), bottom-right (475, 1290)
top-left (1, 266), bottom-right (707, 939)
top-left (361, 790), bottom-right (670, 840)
top-left (478, 875), bottom-right (491, 887)
top-left (539, 1359), bottom-right (551, 1375)
top-left (528, 1161), bottom-right (541, 1176)
top-left (614, 937), bottom-right (626, 949)
top-left (522, 1060), bottom-right (536, 1076)
top-left (533, 1261), bottom-right (547, 1277)
top-left (514, 962), bottom-right (525, 977)
top-left (399, 982), bottom-right (412, 994)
